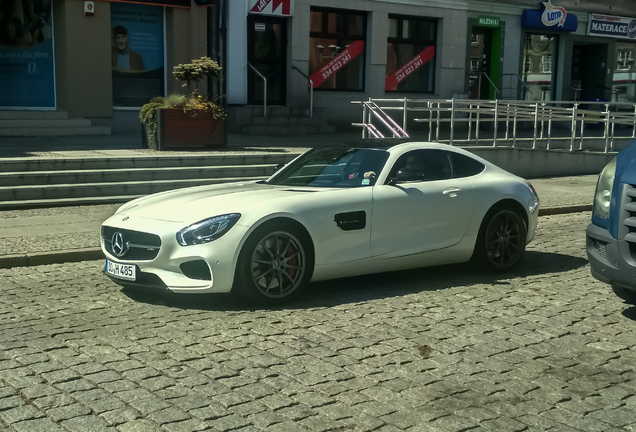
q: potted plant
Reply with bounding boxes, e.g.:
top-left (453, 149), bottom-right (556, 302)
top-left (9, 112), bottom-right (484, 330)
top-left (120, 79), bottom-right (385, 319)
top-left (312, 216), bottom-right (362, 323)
top-left (140, 56), bottom-right (227, 150)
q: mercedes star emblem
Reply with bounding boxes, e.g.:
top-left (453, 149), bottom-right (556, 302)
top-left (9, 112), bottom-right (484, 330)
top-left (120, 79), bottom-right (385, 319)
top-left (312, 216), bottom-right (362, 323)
top-left (111, 232), bottom-right (128, 257)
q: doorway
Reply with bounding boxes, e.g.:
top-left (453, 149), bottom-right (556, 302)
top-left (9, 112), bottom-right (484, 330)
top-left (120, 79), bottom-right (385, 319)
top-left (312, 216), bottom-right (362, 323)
top-left (571, 44), bottom-right (609, 102)
top-left (468, 27), bottom-right (500, 99)
top-left (247, 15), bottom-right (287, 106)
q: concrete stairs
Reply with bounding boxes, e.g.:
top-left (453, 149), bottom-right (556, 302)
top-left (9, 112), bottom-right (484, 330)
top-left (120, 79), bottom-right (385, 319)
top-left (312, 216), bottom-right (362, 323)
top-left (0, 111), bottom-right (111, 137)
top-left (233, 106), bottom-right (337, 136)
top-left (0, 152), bottom-right (302, 210)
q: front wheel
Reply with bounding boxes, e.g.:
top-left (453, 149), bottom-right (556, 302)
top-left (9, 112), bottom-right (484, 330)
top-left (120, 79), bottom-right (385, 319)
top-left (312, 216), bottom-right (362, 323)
top-left (234, 222), bottom-right (313, 305)
top-left (473, 207), bottom-right (527, 271)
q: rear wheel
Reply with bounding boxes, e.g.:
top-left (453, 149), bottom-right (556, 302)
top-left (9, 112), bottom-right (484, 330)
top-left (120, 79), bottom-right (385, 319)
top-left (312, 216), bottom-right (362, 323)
top-left (234, 222), bottom-right (313, 304)
top-left (473, 207), bottom-right (527, 271)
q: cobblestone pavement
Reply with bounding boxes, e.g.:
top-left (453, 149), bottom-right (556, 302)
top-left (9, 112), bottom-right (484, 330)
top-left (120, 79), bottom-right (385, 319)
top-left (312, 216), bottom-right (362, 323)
top-left (2, 211), bottom-right (635, 431)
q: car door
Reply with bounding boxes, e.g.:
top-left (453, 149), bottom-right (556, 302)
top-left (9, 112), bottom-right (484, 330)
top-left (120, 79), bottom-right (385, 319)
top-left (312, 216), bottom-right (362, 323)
top-left (370, 149), bottom-right (476, 258)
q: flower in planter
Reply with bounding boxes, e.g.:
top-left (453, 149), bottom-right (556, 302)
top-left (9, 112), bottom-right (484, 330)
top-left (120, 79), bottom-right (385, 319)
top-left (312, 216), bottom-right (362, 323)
top-left (140, 56), bottom-right (226, 149)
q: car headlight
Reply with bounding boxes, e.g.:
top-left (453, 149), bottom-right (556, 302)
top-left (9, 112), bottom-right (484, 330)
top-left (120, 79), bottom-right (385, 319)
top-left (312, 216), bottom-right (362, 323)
top-left (593, 157), bottom-right (617, 219)
top-left (177, 213), bottom-right (241, 246)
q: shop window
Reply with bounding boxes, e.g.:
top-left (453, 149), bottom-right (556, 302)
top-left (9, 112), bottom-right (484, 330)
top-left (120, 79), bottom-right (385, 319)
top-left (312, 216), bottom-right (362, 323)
top-left (111, 2), bottom-right (164, 107)
top-left (522, 34), bottom-right (557, 102)
top-left (386, 15), bottom-right (437, 93)
top-left (309, 8), bottom-right (366, 91)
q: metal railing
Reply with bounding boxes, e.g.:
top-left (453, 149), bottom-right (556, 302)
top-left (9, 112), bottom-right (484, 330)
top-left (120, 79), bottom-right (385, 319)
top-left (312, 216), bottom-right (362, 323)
top-left (352, 98), bottom-right (636, 153)
top-left (352, 99), bottom-right (409, 138)
top-left (291, 66), bottom-right (314, 118)
top-left (247, 63), bottom-right (281, 118)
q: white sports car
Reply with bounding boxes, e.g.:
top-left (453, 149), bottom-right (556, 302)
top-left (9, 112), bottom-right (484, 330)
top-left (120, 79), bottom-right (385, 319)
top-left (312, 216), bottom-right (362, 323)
top-left (101, 140), bottom-right (539, 304)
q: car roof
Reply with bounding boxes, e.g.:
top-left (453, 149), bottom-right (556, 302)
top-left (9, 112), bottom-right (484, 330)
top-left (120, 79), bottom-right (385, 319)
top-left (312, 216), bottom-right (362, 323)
top-left (321, 138), bottom-right (470, 153)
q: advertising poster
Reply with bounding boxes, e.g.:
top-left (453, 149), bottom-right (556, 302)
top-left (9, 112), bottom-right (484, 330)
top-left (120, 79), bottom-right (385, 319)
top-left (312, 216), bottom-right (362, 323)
top-left (111, 2), bottom-right (164, 107)
top-left (0, 0), bottom-right (55, 108)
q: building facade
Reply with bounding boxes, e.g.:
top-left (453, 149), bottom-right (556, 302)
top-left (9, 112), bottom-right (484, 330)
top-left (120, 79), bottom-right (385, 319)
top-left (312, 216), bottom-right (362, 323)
top-left (225, 0), bottom-right (636, 130)
top-left (0, 0), bottom-right (216, 133)
top-left (2, 0), bottom-right (635, 133)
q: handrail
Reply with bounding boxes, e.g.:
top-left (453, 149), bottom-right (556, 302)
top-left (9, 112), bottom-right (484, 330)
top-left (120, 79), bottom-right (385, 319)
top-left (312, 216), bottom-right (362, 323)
top-left (291, 65), bottom-right (313, 118)
top-left (480, 72), bottom-right (501, 98)
top-left (247, 63), bottom-right (267, 117)
top-left (502, 73), bottom-right (532, 98)
top-left (351, 97), bottom-right (636, 153)
top-left (362, 100), bottom-right (409, 138)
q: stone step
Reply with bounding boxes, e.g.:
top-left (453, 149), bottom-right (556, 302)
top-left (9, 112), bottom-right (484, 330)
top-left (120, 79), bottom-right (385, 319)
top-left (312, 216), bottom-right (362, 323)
top-left (0, 176), bottom-right (265, 202)
top-left (0, 126), bottom-right (112, 137)
top-left (0, 119), bottom-right (93, 128)
top-left (0, 110), bottom-right (69, 120)
top-left (0, 164), bottom-right (276, 186)
top-left (241, 124), bottom-right (337, 136)
top-left (0, 153), bottom-right (300, 172)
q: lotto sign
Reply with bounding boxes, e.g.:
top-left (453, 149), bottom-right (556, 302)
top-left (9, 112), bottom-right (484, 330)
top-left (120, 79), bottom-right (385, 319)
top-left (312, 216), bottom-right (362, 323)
top-left (249, 0), bottom-right (293, 16)
top-left (385, 46), bottom-right (435, 91)
top-left (310, 40), bottom-right (365, 88)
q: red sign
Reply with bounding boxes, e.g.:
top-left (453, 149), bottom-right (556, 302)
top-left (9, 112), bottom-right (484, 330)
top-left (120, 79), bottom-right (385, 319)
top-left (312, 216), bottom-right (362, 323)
top-left (250, 0), bottom-right (291, 15)
top-left (310, 40), bottom-right (365, 88)
top-left (385, 46), bottom-right (435, 91)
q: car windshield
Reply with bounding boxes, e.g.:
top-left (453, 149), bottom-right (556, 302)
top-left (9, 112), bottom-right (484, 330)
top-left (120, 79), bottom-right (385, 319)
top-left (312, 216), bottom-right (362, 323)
top-left (267, 147), bottom-right (390, 188)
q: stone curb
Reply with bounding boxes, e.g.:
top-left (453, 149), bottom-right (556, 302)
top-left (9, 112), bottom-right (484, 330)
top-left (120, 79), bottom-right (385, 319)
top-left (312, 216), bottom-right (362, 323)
top-left (0, 205), bottom-right (593, 270)
top-left (0, 248), bottom-right (104, 270)
top-left (538, 204), bottom-right (593, 216)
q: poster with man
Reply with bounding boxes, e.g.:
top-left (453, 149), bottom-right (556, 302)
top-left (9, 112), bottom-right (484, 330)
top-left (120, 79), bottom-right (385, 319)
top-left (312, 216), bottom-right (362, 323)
top-left (111, 2), bottom-right (164, 107)
top-left (0, 0), bottom-right (54, 108)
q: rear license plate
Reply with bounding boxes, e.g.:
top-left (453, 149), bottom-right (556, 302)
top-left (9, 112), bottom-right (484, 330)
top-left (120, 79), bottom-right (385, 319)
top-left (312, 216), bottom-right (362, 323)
top-left (105, 259), bottom-right (136, 281)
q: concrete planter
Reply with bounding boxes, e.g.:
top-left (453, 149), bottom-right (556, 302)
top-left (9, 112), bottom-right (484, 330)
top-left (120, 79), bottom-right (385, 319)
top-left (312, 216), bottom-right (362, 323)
top-left (155, 109), bottom-right (226, 150)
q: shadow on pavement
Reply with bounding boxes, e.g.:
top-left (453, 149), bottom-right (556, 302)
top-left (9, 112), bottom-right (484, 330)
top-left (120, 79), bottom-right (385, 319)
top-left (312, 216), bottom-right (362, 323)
top-left (120, 250), bottom-right (588, 312)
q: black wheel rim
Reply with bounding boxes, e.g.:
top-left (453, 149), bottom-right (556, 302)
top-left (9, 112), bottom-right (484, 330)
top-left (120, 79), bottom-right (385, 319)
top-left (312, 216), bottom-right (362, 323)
top-left (250, 231), bottom-right (306, 298)
top-left (485, 210), bottom-right (524, 268)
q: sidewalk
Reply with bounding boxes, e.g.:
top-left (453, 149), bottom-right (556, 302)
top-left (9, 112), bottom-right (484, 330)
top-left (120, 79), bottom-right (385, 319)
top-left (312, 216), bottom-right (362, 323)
top-left (0, 132), bottom-right (599, 269)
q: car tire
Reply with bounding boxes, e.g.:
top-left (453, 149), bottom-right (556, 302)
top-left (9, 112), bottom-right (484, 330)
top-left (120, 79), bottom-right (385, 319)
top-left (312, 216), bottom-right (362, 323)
top-left (234, 221), bottom-right (314, 305)
top-left (472, 206), bottom-right (527, 271)
top-left (611, 284), bottom-right (636, 304)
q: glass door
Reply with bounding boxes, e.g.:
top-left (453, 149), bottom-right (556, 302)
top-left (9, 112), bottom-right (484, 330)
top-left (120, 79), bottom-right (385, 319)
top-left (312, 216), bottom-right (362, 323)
top-left (247, 15), bottom-right (287, 106)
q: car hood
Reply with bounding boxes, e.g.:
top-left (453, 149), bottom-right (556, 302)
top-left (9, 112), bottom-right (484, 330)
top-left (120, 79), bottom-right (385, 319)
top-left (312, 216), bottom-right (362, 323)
top-left (116, 181), bottom-right (320, 223)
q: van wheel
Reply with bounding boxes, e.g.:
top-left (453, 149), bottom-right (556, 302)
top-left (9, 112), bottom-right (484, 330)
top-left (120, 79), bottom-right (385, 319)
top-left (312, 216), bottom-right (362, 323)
top-left (612, 284), bottom-right (636, 304)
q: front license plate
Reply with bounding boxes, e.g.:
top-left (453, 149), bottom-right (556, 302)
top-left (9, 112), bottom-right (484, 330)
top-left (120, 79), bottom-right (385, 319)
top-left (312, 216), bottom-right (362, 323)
top-left (105, 259), bottom-right (136, 281)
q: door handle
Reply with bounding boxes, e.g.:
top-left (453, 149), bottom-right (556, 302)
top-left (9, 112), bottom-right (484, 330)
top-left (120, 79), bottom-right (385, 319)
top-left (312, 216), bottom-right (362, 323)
top-left (443, 188), bottom-right (461, 197)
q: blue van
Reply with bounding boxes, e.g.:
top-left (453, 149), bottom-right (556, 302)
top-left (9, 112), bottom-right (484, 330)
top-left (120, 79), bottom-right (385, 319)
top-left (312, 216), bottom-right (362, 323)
top-left (587, 142), bottom-right (636, 302)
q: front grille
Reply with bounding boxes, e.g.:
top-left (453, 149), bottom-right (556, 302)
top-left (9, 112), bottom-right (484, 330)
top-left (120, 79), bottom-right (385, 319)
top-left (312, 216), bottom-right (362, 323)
top-left (102, 226), bottom-right (161, 261)
top-left (621, 184), bottom-right (636, 258)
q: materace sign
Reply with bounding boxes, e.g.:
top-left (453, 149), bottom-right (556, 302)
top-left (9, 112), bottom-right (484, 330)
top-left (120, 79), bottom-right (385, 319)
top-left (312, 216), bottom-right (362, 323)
top-left (588, 14), bottom-right (636, 40)
top-left (249, 0), bottom-right (294, 16)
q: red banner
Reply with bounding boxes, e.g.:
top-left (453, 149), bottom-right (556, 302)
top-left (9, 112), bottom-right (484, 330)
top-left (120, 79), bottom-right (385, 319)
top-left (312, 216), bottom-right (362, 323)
top-left (310, 40), bottom-right (365, 88)
top-left (385, 46), bottom-right (435, 91)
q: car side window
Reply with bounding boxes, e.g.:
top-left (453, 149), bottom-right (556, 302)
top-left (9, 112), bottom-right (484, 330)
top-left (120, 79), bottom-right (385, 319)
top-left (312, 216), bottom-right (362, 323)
top-left (451, 152), bottom-right (485, 178)
top-left (386, 150), bottom-right (453, 184)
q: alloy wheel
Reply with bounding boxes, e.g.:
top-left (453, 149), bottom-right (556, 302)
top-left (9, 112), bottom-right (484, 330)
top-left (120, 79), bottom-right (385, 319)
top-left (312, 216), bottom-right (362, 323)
top-left (250, 231), bottom-right (306, 298)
